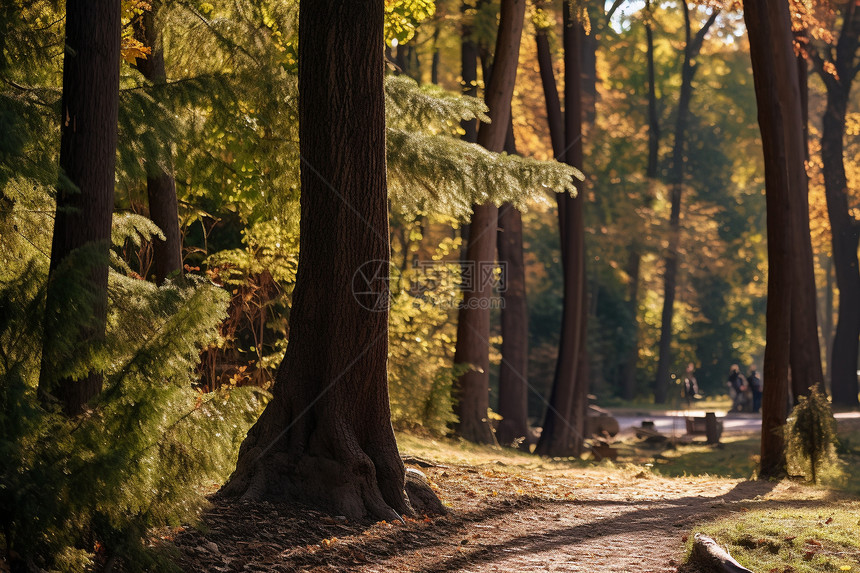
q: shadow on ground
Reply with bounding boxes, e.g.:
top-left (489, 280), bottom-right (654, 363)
top-left (165, 479), bottom-right (800, 572)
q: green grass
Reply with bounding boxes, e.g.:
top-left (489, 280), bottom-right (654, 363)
top-left (688, 503), bottom-right (860, 573)
top-left (650, 434), bottom-right (761, 479)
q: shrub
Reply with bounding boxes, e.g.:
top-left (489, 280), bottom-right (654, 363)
top-left (0, 256), bottom-right (267, 571)
top-left (785, 386), bottom-right (837, 484)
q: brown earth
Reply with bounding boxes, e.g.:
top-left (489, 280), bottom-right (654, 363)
top-left (162, 455), bottom-right (793, 572)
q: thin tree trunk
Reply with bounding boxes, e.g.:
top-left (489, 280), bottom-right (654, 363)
top-left (134, 0), bottom-right (183, 284)
top-left (431, 24), bottom-right (440, 85)
top-left (822, 82), bottom-right (860, 407)
top-left (621, 247), bottom-right (641, 400)
top-left (453, 0), bottom-right (527, 444)
top-left (621, 0), bottom-right (660, 400)
top-left (785, 23), bottom-right (825, 401)
top-left (222, 0), bottom-right (415, 520)
top-left (742, 0), bottom-right (797, 478)
top-left (497, 120), bottom-right (531, 448)
top-left (654, 3), bottom-right (717, 403)
top-left (458, 5), bottom-right (479, 245)
top-left (809, 3), bottom-right (860, 407)
top-left (535, 2), bottom-right (588, 457)
top-left (825, 255), bottom-right (835, 387)
top-left (460, 4), bottom-right (479, 144)
top-left (37, 0), bottom-right (120, 415)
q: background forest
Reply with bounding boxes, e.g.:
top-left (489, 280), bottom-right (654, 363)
top-left (1, 0), bottom-right (859, 569)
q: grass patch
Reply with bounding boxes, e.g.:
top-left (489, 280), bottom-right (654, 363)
top-left (687, 502), bottom-right (860, 572)
top-left (647, 434), bottom-right (761, 479)
top-left (395, 431), bottom-right (589, 472)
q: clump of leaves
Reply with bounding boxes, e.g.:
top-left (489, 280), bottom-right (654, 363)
top-left (785, 386), bottom-right (837, 484)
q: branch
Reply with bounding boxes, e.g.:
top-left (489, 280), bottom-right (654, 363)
top-left (689, 8), bottom-right (720, 59)
top-left (605, 0), bottom-right (626, 25)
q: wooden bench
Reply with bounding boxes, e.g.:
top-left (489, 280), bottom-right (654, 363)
top-left (685, 412), bottom-right (723, 443)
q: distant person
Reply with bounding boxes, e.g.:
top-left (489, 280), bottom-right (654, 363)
top-left (748, 364), bottom-right (762, 413)
top-left (727, 364), bottom-right (748, 412)
top-left (683, 362), bottom-right (699, 408)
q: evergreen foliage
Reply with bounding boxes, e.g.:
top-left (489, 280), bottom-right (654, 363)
top-left (1, 210), bottom-right (267, 570)
top-left (785, 387), bottom-right (838, 484)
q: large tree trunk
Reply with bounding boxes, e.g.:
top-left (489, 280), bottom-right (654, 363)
top-left (653, 3), bottom-right (717, 403)
top-left (453, 0), bottom-right (526, 444)
top-left (535, 2), bottom-right (588, 457)
top-left (496, 122), bottom-right (531, 448)
top-left (621, 0), bottom-right (660, 400)
top-left (134, 0), bottom-right (183, 285)
top-left (37, 0), bottom-right (120, 415)
top-left (221, 0), bottom-right (413, 520)
top-left (743, 0), bottom-right (798, 478)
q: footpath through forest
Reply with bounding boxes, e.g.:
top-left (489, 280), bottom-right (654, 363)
top-left (162, 429), bottom-right (834, 573)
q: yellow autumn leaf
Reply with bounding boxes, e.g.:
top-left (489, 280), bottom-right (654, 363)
top-left (120, 39), bottom-right (151, 65)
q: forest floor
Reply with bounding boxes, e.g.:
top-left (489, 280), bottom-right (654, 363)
top-left (161, 424), bottom-right (860, 573)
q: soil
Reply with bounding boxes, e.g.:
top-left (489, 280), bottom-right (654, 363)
top-left (161, 455), bottom-right (784, 572)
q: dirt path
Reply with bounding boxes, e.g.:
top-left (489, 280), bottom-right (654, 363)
top-left (165, 461), bottom-right (781, 572)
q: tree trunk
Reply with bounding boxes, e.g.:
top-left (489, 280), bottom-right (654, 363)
top-left (621, 247), bottom-right (641, 400)
top-left (431, 24), bottom-right (440, 85)
top-left (497, 122), bottom-right (530, 448)
top-left (37, 0), bottom-right (120, 415)
top-left (825, 255), bottom-right (835, 387)
top-left (654, 3), bottom-right (717, 403)
top-left (788, 149), bottom-right (824, 400)
top-left (810, 2), bottom-right (860, 408)
top-left (785, 24), bottom-right (825, 401)
top-left (460, 3), bottom-right (479, 144)
top-left (621, 0), bottom-right (659, 400)
top-left (221, 0), bottom-right (414, 520)
top-left (742, 0), bottom-right (797, 478)
top-left (458, 4), bottom-right (479, 244)
top-left (453, 0), bottom-right (527, 444)
top-left (535, 2), bottom-right (588, 457)
top-left (822, 85), bottom-right (860, 407)
top-left (134, 0), bottom-right (183, 284)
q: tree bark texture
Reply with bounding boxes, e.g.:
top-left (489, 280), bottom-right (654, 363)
top-left (134, 0), bottom-right (183, 284)
top-left (654, 4), bottom-right (717, 403)
top-left (496, 122), bottom-right (530, 448)
top-left (535, 3), bottom-right (588, 457)
top-left (222, 0), bottom-right (413, 520)
top-left (453, 0), bottom-right (526, 444)
top-left (815, 4), bottom-right (860, 406)
top-left (38, 0), bottom-right (120, 415)
top-left (743, 0), bottom-right (796, 478)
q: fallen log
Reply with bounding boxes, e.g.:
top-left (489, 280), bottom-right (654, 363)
top-left (689, 533), bottom-right (754, 573)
